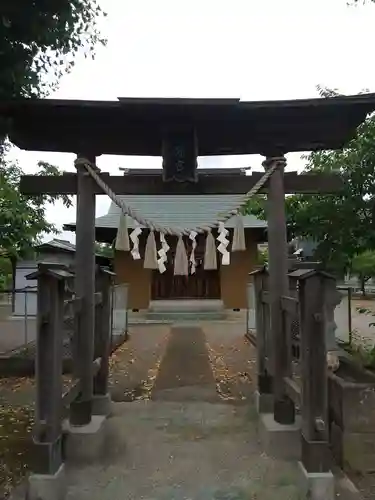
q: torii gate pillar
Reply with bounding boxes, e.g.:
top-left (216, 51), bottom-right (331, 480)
top-left (69, 153), bottom-right (97, 426)
top-left (263, 156), bottom-right (295, 425)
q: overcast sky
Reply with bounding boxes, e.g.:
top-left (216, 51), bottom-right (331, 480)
top-left (11, 0), bottom-right (375, 242)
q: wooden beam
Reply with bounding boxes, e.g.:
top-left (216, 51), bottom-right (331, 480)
top-left (261, 290), bottom-right (271, 304)
top-left (33, 264), bottom-right (65, 475)
top-left (62, 358), bottom-right (101, 408)
top-left (93, 267), bottom-right (114, 398)
top-left (5, 93), bottom-right (375, 154)
top-left (19, 171), bottom-right (343, 196)
top-left (120, 167), bottom-right (248, 176)
top-left (299, 272), bottom-right (331, 472)
top-left (281, 295), bottom-right (299, 315)
top-left (283, 376), bottom-right (301, 407)
top-left (69, 155), bottom-right (96, 426)
top-left (252, 270), bottom-right (273, 400)
top-left (265, 157), bottom-right (295, 425)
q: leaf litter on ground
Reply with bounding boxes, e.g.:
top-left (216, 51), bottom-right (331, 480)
top-left (206, 336), bottom-right (255, 402)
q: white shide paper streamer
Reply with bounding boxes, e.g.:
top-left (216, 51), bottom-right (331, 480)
top-left (189, 231), bottom-right (198, 274)
top-left (130, 226), bottom-right (142, 260)
top-left (217, 222), bottom-right (230, 265)
top-left (157, 233), bottom-right (170, 273)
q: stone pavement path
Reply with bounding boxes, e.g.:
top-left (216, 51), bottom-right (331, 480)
top-left (151, 326), bottom-right (218, 402)
top-left (4, 321), bottom-right (365, 499)
top-left (66, 401), bottom-right (303, 500)
top-left (64, 325), bottom-right (304, 500)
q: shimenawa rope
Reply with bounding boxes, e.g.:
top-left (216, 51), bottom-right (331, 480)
top-left (74, 157), bottom-right (285, 236)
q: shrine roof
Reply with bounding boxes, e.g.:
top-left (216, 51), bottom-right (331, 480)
top-left (64, 195), bottom-right (267, 233)
top-left (3, 94), bottom-right (375, 155)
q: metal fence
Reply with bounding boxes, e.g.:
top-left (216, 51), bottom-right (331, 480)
top-left (246, 282), bottom-right (256, 333)
top-left (0, 283), bottom-right (129, 354)
top-left (336, 286), bottom-right (353, 345)
top-left (111, 283), bottom-right (129, 340)
top-left (0, 288), bottom-right (38, 353)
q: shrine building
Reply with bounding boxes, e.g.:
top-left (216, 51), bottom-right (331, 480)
top-left (65, 168), bottom-right (267, 310)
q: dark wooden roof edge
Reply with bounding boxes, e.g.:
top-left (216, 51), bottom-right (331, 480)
top-left (35, 240), bottom-right (111, 260)
top-left (288, 268), bottom-right (335, 280)
top-left (119, 168), bottom-right (249, 176)
top-left (2, 92), bottom-right (375, 111)
top-left (117, 97), bottom-right (242, 105)
top-left (63, 223), bottom-right (266, 232)
top-left (6, 94), bottom-right (375, 156)
top-left (71, 225), bottom-right (267, 244)
top-left (116, 93), bottom-right (375, 109)
top-left (20, 171), bottom-right (344, 196)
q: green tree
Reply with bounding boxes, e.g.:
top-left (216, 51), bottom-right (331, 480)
top-left (351, 250), bottom-right (375, 296)
top-left (245, 86), bottom-right (375, 276)
top-left (95, 242), bottom-right (114, 259)
top-left (0, 1), bottom-right (106, 291)
top-left (257, 248), bottom-right (268, 266)
top-left (0, 256), bottom-right (11, 289)
top-left (0, 0), bottom-right (106, 99)
top-left (0, 155), bottom-right (72, 292)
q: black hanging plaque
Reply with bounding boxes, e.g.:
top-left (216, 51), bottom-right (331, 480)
top-left (162, 125), bottom-right (198, 183)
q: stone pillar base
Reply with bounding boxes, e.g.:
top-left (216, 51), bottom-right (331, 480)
top-left (298, 462), bottom-right (335, 500)
top-left (63, 415), bottom-right (107, 463)
top-left (259, 413), bottom-right (301, 460)
top-left (27, 463), bottom-right (66, 500)
top-left (92, 393), bottom-right (112, 416)
top-left (254, 390), bottom-right (273, 414)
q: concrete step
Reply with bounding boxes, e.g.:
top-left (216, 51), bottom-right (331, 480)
top-left (149, 299), bottom-right (224, 313)
top-left (145, 311), bottom-right (228, 321)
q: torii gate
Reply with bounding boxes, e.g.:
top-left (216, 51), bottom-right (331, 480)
top-left (2, 94), bottom-right (375, 498)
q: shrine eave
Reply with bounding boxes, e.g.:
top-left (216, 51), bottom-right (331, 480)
top-left (2, 94), bottom-right (375, 155)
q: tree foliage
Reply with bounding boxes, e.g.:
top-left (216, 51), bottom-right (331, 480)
top-left (289, 116), bottom-right (375, 272)
top-left (257, 248), bottom-right (268, 266)
top-left (95, 242), bottom-right (114, 259)
top-left (0, 0), bottom-right (106, 99)
top-left (0, 1), bottom-right (106, 288)
top-left (245, 86), bottom-right (375, 275)
top-left (352, 250), bottom-right (375, 295)
top-left (0, 257), bottom-right (11, 289)
top-left (0, 156), bottom-right (72, 261)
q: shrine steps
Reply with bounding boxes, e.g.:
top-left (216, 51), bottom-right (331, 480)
top-left (146, 299), bottom-right (227, 322)
top-left (149, 299), bottom-right (225, 312)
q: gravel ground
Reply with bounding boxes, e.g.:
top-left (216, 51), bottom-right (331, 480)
top-left (1, 320), bottom-right (370, 500)
top-left (203, 321), bottom-right (256, 403)
top-left (65, 401), bottom-right (304, 500)
top-left (0, 325), bottom-right (153, 498)
top-left (109, 324), bottom-right (170, 401)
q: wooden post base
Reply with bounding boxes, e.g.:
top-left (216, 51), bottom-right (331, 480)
top-left (254, 390), bottom-right (273, 414)
top-left (69, 399), bottom-right (92, 426)
top-left (301, 434), bottom-right (331, 473)
top-left (274, 396), bottom-right (296, 425)
top-left (32, 436), bottom-right (63, 475)
top-left (92, 393), bottom-right (112, 417)
top-left (258, 373), bottom-right (273, 394)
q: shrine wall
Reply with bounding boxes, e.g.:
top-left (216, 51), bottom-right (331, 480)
top-left (220, 231), bottom-right (258, 309)
top-left (114, 234), bottom-right (151, 309)
top-left (114, 229), bottom-right (261, 310)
